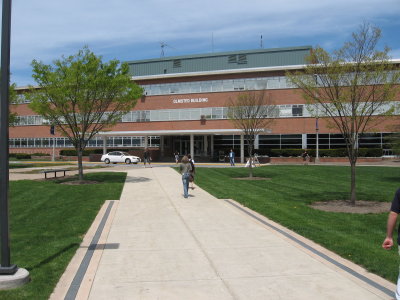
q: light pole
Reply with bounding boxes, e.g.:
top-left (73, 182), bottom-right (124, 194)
top-left (314, 74), bottom-right (320, 163)
top-left (0, 0), bottom-right (17, 275)
top-left (316, 114), bottom-right (319, 163)
top-left (50, 125), bottom-right (55, 161)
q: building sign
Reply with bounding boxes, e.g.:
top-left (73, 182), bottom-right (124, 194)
top-left (172, 97), bottom-right (208, 104)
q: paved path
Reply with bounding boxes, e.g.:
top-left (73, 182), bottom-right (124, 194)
top-left (51, 167), bottom-right (395, 300)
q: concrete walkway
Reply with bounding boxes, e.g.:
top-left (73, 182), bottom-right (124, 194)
top-left (51, 167), bottom-right (395, 300)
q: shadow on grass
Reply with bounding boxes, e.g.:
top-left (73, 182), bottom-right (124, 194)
top-left (28, 243), bottom-right (79, 271)
top-left (381, 176), bottom-right (400, 182)
top-left (54, 172), bottom-right (127, 184)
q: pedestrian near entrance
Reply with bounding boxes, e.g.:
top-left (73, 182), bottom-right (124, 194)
top-left (382, 188), bottom-right (400, 300)
top-left (143, 148), bottom-right (152, 168)
top-left (179, 155), bottom-right (192, 198)
top-left (188, 154), bottom-right (195, 190)
top-left (229, 149), bottom-right (235, 166)
top-left (302, 150), bottom-right (309, 165)
top-left (174, 151), bottom-right (179, 164)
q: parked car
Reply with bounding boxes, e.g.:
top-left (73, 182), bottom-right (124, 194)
top-left (101, 151), bottom-right (141, 164)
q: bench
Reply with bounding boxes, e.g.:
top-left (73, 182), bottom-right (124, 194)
top-left (42, 169), bottom-right (70, 179)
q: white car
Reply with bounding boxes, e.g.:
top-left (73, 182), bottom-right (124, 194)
top-left (101, 151), bottom-right (141, 164)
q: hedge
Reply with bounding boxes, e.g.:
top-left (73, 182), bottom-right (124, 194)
top-left (59, 148), bottom-right (132, 156)
top-left (9, 153), bottom-right (32, 159)
top-left (254, 148), bottom-right (382, 157)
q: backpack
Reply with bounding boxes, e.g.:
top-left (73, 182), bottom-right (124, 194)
top-left (189, 159), bottom-right (195, 172)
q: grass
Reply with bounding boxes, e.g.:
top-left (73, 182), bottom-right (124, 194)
top-left (194, 165), bottom-right (400, 283)
top-left (0, 172), bottom-right (127, 300)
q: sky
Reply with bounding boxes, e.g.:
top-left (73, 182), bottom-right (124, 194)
top-left (5, 0), bottom-right (400, 87)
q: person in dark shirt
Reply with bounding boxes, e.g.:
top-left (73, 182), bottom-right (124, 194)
top-left (382, 188), bottom-right (400, 299)
top-left (143, 148), bottom-right (152, 168)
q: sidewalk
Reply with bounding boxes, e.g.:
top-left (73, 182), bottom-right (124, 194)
top-left (51, 167), bottom-right (395, 300)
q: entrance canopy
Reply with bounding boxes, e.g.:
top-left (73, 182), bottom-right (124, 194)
top-left (96, 128), bottom-right (271, 163)
top-left (96, 128), bottom-right (245, 136)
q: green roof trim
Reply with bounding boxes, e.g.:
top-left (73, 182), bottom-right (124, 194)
top-left (127, 46), bottom-right (312, 77)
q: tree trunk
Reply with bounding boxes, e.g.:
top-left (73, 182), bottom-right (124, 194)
top-left (350, 159), bottom-right (356, 206)
top-left (249, 156), bottom-right (253, 178)
top-left (77, 146), bottom-right (84, 182)
top-left (248, 143), bottom-right (253, 178)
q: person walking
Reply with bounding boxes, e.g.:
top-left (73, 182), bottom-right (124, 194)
top-left (302, 150), bottom-right (310, 165)
top-left (382, 188), bottom-right (400, 299)
top-left (174, 151), bottom-right (180, 164)
top-left (188, 154), bottom-right (195, 190)
top-left (179, 155), bottom-right (192, 198)
top-left (143, 148), bottom-right (152, 168)
top-left (229, 149), bottom-right (235, 166)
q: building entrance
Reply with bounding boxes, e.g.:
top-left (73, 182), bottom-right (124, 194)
top-left (171, 136), bottom-right (206, 157)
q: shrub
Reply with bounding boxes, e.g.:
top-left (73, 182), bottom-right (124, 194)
top-left (59, 148), bottom-right (135, 156)
top-left (9, 153), bottom-right (32, 159)
top-left (264, 148), bottom-right (382, 157)
top-left (32, 153), bottom-right (50, 156)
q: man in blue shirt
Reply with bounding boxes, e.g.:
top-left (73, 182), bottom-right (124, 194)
top-left (382, 188), bottom-right (400, 299)
top-left (229, 149), bottom-right (235, 166)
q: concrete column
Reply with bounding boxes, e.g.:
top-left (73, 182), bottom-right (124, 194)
top-left (302, 133), bottom-right (307, 149)
top-left (203, 135), bottom-right (208, 155)
top-left (240, 134), bottom-right (244, 164)
top-left (102, 136), bottom-right (107, 154)
top-left (144, 135), bottom-right (148, 149)
top-left (254, 134), bottom-right (259, 150)
top-left (190, 134), bottom-right (194, 158)
top-left (210, 135), bottom-right (214, 158)
top-left (160, 136), bottom-right (164, 157)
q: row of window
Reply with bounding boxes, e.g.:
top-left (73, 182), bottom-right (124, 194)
top-left (214, 133), bottom-right (391, 149)
top-left (13, 76), bottom-right (292, 104)
top-left (9, 136), bottom-right (160, 148)
top-left (9, 133), bottom-right (391, 149)
top-left (13, 105), bottom-right (306, 126)
top-left (142, 76), bottom-right (294, 96)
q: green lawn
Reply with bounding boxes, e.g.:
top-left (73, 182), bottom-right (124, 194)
top-left (0, 172), bottom-right (127, 300)
top-left (194, 165), bottom-right (400, 283)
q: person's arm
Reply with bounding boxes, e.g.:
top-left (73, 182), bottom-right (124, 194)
top-left (382, 211), bottom-right (398, 250)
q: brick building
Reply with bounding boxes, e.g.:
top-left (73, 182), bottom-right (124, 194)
top-left (9, 46), bottom-right (400, 162)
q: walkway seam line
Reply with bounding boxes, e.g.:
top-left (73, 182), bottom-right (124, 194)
top-left (64, 201), bottom-right (115, 300)
top-left (224, 199), bottom-right (394, 298)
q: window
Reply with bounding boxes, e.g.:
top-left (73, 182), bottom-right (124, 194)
top-left (292, 105), bottom-right (303, 117)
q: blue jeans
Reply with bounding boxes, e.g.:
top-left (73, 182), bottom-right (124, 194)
top-left (182, 173), bottom-right (190, 198)
top-left (230, 157), bottom-right (235, 166)
top-left (397, 247), bottom-right (400, 299)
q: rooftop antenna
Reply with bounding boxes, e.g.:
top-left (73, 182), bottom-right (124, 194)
top-left (211, 32), bottom-right (214, 53)
top-left (260, 35), bottom-right (263, 49)
top-left (160, 42), bottom-right (176, 58)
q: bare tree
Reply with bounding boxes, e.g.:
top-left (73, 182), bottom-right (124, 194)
top-left (227, 90), bottom-right (275, 177)
top-left (287, 23), bottom-right (400, 205)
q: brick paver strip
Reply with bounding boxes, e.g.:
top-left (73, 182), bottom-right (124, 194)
top-left (64, 201), bottom-right (115, 300)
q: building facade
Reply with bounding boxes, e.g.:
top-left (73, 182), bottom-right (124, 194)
top-left (9, 46), bottom-right (400, 162)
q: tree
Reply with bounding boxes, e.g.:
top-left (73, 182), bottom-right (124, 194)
top-left (227, 90), bottom-right (275, 177)
top-left (28, 47), bottom-right (143, 181)
top-left (287, 23), bottom-right (400, 205)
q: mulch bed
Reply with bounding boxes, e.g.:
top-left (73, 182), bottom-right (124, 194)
top-left (60, 180), bottom-right (99, 185)
top-left (233, 177), bottom-right (271, 181)
top-left (310, 200), bottom-right (390, 214)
